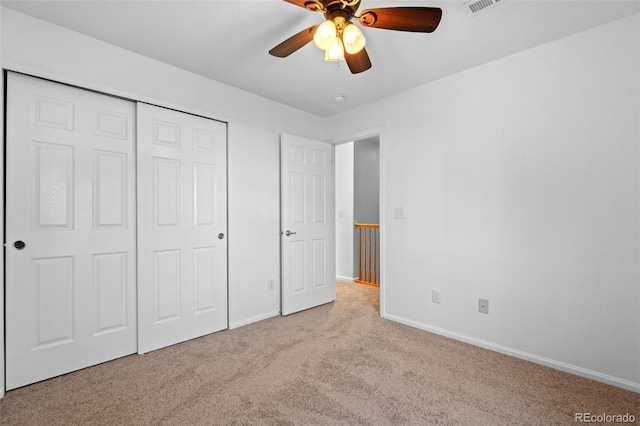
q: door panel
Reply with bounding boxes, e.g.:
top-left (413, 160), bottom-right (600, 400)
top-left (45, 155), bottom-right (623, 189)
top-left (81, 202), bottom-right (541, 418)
top-left (6, 72), bottom-right (137, 390)
top-left (281, 134), bottom-right (335, 315)
top-left (137, 103), bottom-right (227, 354)
top-left (94, 151), bottom-right (128, 227)
top-left (33, 256), bottom-right (74, 348)
top-left (93, 252), bottom-right (129, 334)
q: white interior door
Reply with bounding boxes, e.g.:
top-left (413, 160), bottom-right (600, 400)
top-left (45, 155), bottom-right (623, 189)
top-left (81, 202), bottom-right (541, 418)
top-left (137, 103), bottom-right (228, 353)
top-left (5, 72), bottom-right (137, 390)
top-left (281, 133), bottom-right (336, 315)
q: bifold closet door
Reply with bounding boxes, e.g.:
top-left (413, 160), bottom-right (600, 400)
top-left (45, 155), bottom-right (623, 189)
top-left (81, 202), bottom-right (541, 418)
top-left (137, 103), bottom-right (228, 354)
top-left (5, 73), bottom-right (137, 390)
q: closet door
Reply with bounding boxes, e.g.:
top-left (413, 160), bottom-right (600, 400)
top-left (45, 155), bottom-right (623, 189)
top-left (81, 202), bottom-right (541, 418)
top-left (5, 73), bottom-right (136, 390)
top-left (137, 103), bottom-right (228, 353)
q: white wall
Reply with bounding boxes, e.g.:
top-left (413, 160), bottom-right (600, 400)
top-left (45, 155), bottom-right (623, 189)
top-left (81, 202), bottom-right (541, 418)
top-left (325, 14), bottom-right (640, 392)
top-left (354, 137), bottom-right (380, 225)
top-left (0, 7), bottom-right (326, 396)
top-left (336, 142), bottom-right (355, 280)
top-left (227, 123), bottom-right (283, 328)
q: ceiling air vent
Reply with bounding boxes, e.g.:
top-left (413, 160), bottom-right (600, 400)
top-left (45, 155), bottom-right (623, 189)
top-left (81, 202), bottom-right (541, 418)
top-left (464, 0), bottom-right (502, 16)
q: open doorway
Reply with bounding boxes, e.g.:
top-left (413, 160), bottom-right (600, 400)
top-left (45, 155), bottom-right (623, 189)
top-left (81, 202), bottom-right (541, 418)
top-left (335, 136), bottom-right (380, 286)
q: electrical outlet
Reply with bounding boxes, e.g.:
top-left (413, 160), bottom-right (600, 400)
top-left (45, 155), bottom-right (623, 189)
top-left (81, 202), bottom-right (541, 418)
top-left (268, 280), bottom-right (275, 291)
top-left (432, 289), bottom-right (441, 303)
top-left (478, 298), bottom-right (489, 314)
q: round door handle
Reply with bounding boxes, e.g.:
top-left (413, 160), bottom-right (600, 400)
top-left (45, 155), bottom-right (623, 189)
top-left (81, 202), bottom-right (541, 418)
top-left (14, 240), bottom-right (26, 250)
top-left (284, 230), bottom-right (297, 236)
top-left (218, 233), bottom-right (225, 240)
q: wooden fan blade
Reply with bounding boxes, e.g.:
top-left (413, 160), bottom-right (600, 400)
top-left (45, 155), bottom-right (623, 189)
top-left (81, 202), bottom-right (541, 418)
top-left (269, 25), bottom-right (319, 58)
top-left (345, 48), bottom-right (372, 74)
top-left (359, 7), bottom-right (442, 33)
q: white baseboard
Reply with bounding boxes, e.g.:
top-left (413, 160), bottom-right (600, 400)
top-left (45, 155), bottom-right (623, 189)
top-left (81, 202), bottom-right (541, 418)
top-left (382, 312), bottom-right (640, 394)
top-left (336, 275), bottom-right (357, 282)
top-left (229, 310), bottom-right (281, 330)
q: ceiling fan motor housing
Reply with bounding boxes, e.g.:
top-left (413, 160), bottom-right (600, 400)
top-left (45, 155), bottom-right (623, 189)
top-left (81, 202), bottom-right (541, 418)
top-left (326, 2), bottom-right (358, 19)
top-left (304, 0), bottom-right (360, 14)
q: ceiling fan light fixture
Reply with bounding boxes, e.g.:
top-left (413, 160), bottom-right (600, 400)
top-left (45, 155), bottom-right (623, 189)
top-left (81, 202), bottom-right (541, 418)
top-left (324, 38), bottom-right (345, 62)
top-left (342, 23), bottom-right (366, 54)
top-left (270, 1), bottom-right (443, 75)
top-left (313, 19), bottom-right (337, 50)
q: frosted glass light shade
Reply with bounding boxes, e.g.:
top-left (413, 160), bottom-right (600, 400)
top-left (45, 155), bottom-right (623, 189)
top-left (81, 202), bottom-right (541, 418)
top-left (314, 20), bottom-right (337, 51)
top-left (342, 23), bottom-right (365, 54)
top-left (324, 38), bottom-right (344, 62)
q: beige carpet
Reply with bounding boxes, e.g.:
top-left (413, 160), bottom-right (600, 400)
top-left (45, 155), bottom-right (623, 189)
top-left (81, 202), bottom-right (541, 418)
top-left (1, 280), bottom-right (638, 425)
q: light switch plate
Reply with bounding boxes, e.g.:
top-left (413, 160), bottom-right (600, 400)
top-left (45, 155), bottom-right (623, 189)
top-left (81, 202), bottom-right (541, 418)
top-left (394, 207), bottom-right (405, 219)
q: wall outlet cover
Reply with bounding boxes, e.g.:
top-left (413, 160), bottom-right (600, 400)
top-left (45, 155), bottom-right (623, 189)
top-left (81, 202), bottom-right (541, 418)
top-left (478, 298), bottom-right (489, 314)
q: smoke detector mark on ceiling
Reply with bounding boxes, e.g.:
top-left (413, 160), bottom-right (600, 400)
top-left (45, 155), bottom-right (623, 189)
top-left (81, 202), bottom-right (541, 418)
top-left (464, 0), bottom-right (502, 16)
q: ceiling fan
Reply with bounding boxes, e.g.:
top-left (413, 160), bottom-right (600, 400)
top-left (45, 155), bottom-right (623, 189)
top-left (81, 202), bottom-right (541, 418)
top-left (269, 0), bottom-right (442, 74)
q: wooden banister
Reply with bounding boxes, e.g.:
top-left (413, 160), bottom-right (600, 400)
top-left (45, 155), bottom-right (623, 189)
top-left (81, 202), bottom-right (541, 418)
top-left (355, 223), bottom-right (380, 287)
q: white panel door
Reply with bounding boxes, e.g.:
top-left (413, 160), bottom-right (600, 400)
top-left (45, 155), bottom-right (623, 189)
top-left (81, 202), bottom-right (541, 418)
top-left (281, 134), bottom-right (336, 315)
top-left (137, 103), bottom-right (227, 354)
top-left (5, 73), bottom-right (136, 390)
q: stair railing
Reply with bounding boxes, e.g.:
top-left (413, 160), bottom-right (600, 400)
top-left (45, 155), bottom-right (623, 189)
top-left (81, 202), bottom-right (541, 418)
top-left (355, 223), bottom-right (380, 286)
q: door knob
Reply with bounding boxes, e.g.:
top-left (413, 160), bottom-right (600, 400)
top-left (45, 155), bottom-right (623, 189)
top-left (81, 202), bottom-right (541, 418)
top-left (13, 240), bottom-right (26, 250)
top-left (218, 233), bottom-right (225, 240)
top-left (284, 230), bottom-right (297, 236)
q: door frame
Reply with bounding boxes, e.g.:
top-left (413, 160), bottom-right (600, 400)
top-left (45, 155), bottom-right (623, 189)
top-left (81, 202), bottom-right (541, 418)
top-left (329, 127), bottom-right (385, 317)
top-left (0, 66), bottom-right (230, 398)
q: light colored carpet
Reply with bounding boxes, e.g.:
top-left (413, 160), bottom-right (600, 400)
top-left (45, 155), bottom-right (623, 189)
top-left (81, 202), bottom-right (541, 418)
top-left (1, 280), bottom-right (638, 425)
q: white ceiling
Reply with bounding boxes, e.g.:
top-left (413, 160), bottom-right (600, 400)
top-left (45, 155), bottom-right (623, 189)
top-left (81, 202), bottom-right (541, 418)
top-left (2, 0), bottom-right (638, 117)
